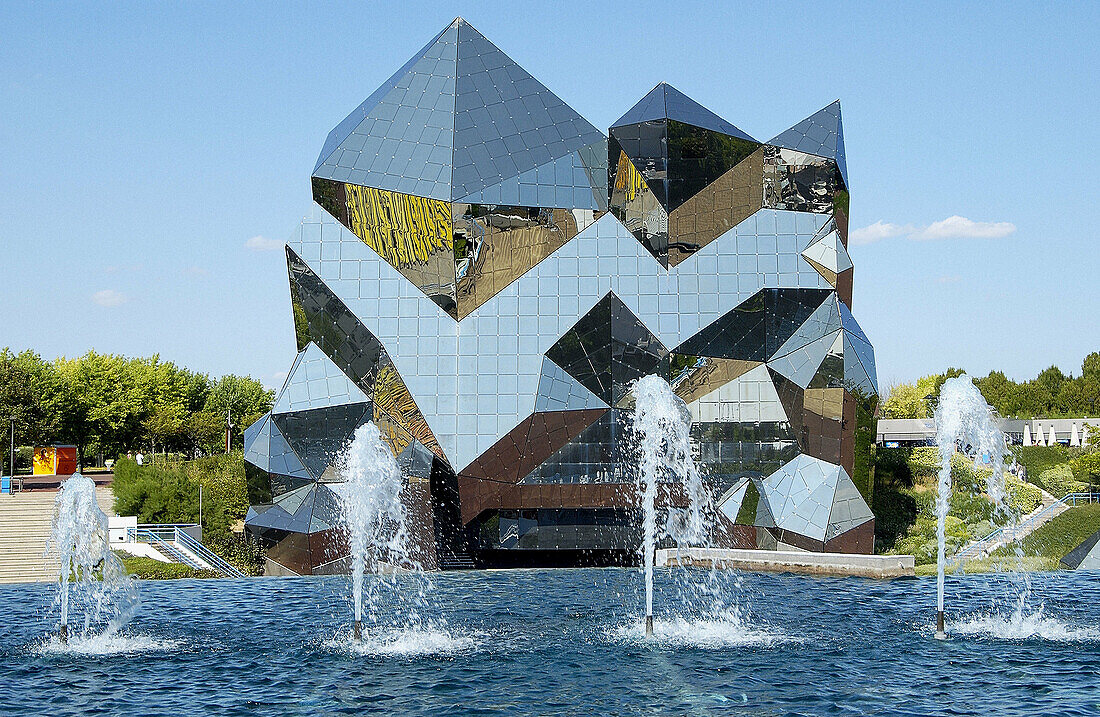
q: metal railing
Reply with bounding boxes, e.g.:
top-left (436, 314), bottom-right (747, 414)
top-left (947, 492), bottom-right (1100, 567)
top-left (173, 529), bottom-right (245, 578)
top-left (127, 524), bottom-right (244, 578)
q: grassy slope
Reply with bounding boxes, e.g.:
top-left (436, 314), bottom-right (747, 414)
top-left (114, 551), bottom-right (218, 580)
top-left (995, 504), bottom-right (1100, 562)
top-left (873, 447), bottom-right (1043, 565)
top-left (910, 501), bottom-right (1100, 575)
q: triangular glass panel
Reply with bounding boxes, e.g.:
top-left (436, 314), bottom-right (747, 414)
top-left (675, 288), bottom-right (833, 361)
top-left (456, 141), bottom-right (608, 212)
top-left (272, 402), bottom-right (372, 479)
top-left (770, 294), bottom-right (840, 360)
top-left (767, 329), bottom-right (842, 389)
top-left (313, 22), bottom-right (459, 200)
top-left (450, 21), bottom-right (604, 201)
top-left (843, 334), bottom-right (878, 396)
top-left (535, 356), bottom-right (609, 413)
top-left (717, 478), bottom-right (751, 524)
top-left (767, 101), bottom-right (848, 188)
top-left (311, 179), bottom-right (458, 315)
top-left (839, 300), bottom-right (871, 345)
top-left (273, 342), bottom-right (371, 415)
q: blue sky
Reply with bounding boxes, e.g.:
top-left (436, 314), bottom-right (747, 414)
top-left (2, 1), bottom-right (1097, 392)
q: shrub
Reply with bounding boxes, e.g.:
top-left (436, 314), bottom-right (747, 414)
top-left (950, 452), bottom-right (981, 493)
top-left (1070, 452), bottom-right (1100, 488)
top-left (892, 515), bottom-right (971, 565)
top-left (909, 447), bottom-right (941, 478)
top-left (112, 453), bottom-right (263, 574)
top-left (1006, 475), bottom-right (1043, 514)
top-left (1012, 445), bottom-right (1073, 481)
top-left (1035, 464), bottom-right (1087, 498)
top-left (114, 552), bottom-right (218, 579)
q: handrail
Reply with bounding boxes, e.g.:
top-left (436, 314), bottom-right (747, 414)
top-left (173, 529), bottom-right (245, 578)
top-left (946, 492), bottom-right (1100, 567)
top-left (136, 523), bottom-right (198, 529)
top-left (127, 527), bottom-right (204, 570)
top-left (125, 525), bottom-right (245, 578)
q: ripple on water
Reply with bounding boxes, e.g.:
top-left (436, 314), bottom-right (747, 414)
top-left (609, 615), bottom-right (797, 649)
top-left (950, 608), bottom-right (1100, 642)
top-left (33, 633), bottom-right (182, 656)
top-left (321, 627), bottom-right (478, 657)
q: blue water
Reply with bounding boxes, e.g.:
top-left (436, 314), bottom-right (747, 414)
top-left (3, 568), bottom-right (1100, 716)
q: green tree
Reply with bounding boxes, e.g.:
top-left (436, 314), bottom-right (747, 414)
top-left (881, 375), bottom-right (940, 419)
top-left (1083, 353), bottom-right (1100, 383)
top-left (144, 403), bottom-right (186, 456)
top-left (0, 349), bottom-right (60, 457)
top-left (51, 352), bottom-right (150, 466)
top-left (182, 411), bottom-right (225, 457)
top-left (204, 375), bottom-right (274, 450)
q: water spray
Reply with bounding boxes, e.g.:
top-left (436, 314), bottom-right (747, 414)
top-left (47, 473), bottom-right (136, 647)
top-left (339, 422), bottom-right (422, 644)
top-left (932, 375), bottom-right (1010, 641)
top-left (631, 375), bottom-right (709, 639)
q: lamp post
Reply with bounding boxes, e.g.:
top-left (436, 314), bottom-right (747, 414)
top-left (9, 417), bottom-right (14, 486)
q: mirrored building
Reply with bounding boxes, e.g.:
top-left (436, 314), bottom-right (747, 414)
top-left (244, 17), bottom-right (879, 574)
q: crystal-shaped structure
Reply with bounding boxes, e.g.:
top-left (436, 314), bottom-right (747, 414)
top-left (245, 18), bottom-right (878, 573)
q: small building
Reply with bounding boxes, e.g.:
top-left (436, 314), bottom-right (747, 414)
top-left (1022, 418), bottom-right (1100, 447)
top-left (32, 445), bottom-right (78, 476)
top-left (877, 416), bottom-right (1098, 448)
top-left (876, 418), bottom-right (1025, 447)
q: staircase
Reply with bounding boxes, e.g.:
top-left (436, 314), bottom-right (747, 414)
top-left (126, 525), bottom-right (245, 578)
top-left (439, 551), bottom-right (477, 570)
top-left (0, 487), bottom-right (115, 584)
top-left (948, 492), bottom-right (1099, 568)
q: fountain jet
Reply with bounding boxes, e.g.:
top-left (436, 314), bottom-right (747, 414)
top-left (338, 422), bottom-right (420, 643)
top-left (932, 375), bottom-right (1010, 640)
top-left (48, 473), bottom-right (135, 646)
top-left (631, 375), bottom-right (710, 637)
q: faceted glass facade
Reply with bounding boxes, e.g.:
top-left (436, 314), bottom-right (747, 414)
top-left (244, 18), bottom-right (879, 573)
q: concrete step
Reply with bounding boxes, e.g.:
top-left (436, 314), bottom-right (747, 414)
top-left (0, 486), bottom-right (116, 583)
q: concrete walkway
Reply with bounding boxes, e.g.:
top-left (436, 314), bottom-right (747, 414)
top-left (0, 487), bottom-right (115, 584)
top-left (656, 547), bottom-right (915, 578)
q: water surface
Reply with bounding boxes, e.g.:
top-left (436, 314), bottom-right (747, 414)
top-left (3, 568), bottom-right (1099, 716)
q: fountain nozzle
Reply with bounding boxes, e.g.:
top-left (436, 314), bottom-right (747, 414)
top-left (59, 623), bottom-right (68, 645)
top-left (935, 610), bottom-right (947, 640)
top-left (645, 614), bottom-right (654, 637)
top-left (353, 620), bottom-right (363, 642)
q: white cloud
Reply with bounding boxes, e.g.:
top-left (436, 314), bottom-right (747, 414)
top-left (264, 371), bottom-right (288, 392)
top-left (909, 215), bottom-right (1016, 241)
top-left (92, 289), bottom-right (127, 307)
top-left (935, 275), bottom-right (962, 284)
top-left (850, 215), bottom-right (1016, 245)
top-left (849, 221), bottom-right (913, 246)
top-left (182, 265), bottom-right (210, 277)
top-left (245, 235), bottom-right (283, 251)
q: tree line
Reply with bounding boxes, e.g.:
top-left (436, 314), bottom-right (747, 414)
top-left (0, 348), bottom-right (273, 469)
top-left (881, 352), bottom-right (1100, 421)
